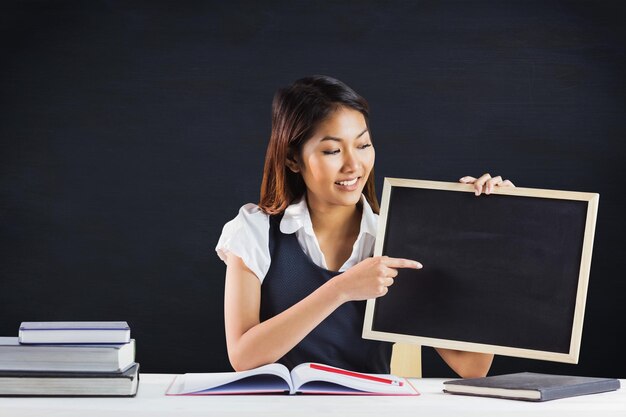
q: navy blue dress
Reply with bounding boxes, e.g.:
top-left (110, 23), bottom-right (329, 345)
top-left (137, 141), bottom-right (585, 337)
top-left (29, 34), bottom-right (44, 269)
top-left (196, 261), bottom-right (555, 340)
top-left (260, 214), bottom-right (392, 373)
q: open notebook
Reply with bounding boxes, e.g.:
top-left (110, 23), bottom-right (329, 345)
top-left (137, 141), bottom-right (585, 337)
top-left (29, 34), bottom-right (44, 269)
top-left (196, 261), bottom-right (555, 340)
top-left (166, 362), bottom-right (418, 395)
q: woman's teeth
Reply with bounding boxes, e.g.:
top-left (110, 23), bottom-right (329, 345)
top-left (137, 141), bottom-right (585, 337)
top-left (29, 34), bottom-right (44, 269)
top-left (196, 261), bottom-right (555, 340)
top-left (336, 178), bottom-right (358, 186)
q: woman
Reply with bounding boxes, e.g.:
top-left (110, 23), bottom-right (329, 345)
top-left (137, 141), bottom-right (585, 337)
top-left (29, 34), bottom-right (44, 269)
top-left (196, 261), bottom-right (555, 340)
top-left (216, 75), bottom-right (513, 377)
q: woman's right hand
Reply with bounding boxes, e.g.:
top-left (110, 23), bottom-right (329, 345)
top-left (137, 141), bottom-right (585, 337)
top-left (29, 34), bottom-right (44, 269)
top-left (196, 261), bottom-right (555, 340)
top-left (333, 256), bottom-right (422, 302)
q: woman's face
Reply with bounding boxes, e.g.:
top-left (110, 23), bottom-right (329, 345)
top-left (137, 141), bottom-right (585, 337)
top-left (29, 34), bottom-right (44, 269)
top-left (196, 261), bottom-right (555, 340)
top-left (291, 106), bottom-right (375, 210)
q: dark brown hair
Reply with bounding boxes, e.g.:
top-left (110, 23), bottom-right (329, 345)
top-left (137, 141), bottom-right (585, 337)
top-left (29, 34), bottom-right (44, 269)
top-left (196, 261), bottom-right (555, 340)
top-left (259, 75), bottom-right (379, 215)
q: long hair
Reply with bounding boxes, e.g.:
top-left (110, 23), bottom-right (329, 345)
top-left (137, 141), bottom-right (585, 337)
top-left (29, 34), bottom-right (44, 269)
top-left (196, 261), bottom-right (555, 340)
top-left (259, 75), bottom-right (379, 215)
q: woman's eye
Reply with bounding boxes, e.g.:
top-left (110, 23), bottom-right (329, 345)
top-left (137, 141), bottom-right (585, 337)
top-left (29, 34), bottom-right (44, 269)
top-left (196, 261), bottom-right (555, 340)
top-left (322, 144), bottom-right (371, 155)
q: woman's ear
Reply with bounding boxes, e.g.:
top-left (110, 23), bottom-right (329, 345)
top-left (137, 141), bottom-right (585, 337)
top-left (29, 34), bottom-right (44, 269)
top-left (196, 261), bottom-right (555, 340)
top-left (285, 151), bottom-right (300, 173)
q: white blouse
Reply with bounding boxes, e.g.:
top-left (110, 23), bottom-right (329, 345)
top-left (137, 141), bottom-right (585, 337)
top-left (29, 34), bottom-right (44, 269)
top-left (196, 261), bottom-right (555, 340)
top-left (215, 194), bottom-right (378, 282)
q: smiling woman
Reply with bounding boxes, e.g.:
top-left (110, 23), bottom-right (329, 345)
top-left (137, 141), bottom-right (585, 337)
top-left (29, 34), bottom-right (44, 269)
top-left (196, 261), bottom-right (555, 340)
top-left (288, 107), bottom-right (374, 213)
top-left (216, 75), bottom-right (506, 376)
top-left (258, 76), bottom-right (379, 216)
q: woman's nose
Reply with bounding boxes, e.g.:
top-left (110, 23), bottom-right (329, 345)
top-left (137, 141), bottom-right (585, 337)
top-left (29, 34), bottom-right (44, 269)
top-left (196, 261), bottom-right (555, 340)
top-left (342, 149), bottom-right (359, 171)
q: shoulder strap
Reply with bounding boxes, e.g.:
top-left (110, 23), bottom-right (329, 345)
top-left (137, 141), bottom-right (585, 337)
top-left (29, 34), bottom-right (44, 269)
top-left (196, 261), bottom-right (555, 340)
top-left (268, 213), bottom-right (285, 255)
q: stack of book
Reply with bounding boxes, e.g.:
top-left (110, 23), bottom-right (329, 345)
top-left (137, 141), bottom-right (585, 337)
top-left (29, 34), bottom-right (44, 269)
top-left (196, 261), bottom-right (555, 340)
top-left (0, 321), bottom-right (139, 396)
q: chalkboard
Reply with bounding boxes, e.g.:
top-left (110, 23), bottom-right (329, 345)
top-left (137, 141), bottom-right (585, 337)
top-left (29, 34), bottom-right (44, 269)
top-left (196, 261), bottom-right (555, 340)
top-left (363, 178), bottom-right (599, 363)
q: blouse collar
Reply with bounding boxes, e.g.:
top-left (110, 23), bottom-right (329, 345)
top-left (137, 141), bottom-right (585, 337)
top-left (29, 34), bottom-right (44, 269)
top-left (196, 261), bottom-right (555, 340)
top-left (280, 194), bottom-right (378, 239)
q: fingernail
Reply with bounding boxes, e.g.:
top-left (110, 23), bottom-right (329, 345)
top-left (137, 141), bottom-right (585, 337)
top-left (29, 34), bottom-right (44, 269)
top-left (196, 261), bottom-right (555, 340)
top-left (475, 190), bottom-right (480, 196)
top-left (415, 262), bottom-right (422, 269)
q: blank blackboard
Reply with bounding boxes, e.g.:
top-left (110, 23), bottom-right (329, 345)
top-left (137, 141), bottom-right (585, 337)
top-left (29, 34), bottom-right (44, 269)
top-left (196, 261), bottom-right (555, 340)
top-left (363, 178), bottom-right (599, 363)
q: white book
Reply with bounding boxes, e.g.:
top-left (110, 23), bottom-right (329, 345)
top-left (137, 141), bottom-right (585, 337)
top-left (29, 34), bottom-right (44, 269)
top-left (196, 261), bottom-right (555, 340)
top-left (166, 362), bottom-right (419, 396)
top-left (0, 337), bottom-right (135, 372)
top-left (19, 321), bottom-right (130, 344)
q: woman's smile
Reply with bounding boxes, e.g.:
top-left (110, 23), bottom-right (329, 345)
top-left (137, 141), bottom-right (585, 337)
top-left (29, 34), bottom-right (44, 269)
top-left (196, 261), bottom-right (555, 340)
top-left (334, 176), bottom-right (361, 191)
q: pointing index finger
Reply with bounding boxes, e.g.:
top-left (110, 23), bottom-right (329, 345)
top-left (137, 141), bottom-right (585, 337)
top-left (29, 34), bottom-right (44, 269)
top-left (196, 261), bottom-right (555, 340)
top-left (384, 258), bottom-right (422, 269)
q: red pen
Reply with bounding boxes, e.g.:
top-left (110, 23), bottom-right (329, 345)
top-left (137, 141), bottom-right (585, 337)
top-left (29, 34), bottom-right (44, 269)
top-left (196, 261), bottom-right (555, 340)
top-left (309, 363), bottom-right (404, 386)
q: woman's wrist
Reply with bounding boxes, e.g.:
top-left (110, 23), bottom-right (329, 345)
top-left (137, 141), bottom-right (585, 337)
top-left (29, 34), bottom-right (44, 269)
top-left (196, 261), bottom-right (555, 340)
top-left (325, 272), bottom-right (352, 306)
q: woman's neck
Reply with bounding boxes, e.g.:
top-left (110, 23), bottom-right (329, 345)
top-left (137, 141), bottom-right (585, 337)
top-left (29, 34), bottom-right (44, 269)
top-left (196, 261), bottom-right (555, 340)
top-left (306, 195), bottom-right (362, 239)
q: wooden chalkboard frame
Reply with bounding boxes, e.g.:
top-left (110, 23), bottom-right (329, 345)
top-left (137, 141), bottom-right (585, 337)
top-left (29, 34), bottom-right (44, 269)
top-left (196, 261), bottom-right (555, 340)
top-left (363, 178), bottom-right (599, 364)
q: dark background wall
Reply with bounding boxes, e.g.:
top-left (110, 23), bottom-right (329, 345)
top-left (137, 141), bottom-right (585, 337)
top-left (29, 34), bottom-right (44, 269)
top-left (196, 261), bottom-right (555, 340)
top-left (1, 1), bottom-right (624, 378)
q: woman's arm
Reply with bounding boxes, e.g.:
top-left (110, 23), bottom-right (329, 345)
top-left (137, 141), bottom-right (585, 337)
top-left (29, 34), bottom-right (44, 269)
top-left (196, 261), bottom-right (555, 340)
top-left (224, 252), bottom-right (345, 371)
top-left (224, 253), bottom-right (420, 371)
top-left (435, 348), bottom-right (494, 378)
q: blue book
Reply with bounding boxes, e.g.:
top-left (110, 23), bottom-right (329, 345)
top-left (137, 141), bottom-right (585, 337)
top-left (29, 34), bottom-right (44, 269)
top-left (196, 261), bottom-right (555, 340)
top-left (19, 322), bottom-right (130, 344)
top-left (443, 372), bottom-right (620, 401)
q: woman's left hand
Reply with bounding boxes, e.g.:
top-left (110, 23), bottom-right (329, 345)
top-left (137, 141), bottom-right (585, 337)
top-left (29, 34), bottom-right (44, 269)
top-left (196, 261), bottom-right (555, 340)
top-left (459, 173), bottom-right (515, 196)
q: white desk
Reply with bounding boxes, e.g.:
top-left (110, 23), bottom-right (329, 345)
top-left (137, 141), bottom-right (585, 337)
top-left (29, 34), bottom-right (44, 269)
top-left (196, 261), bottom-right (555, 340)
top-left (0, 374), bottom-right (623, 417)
